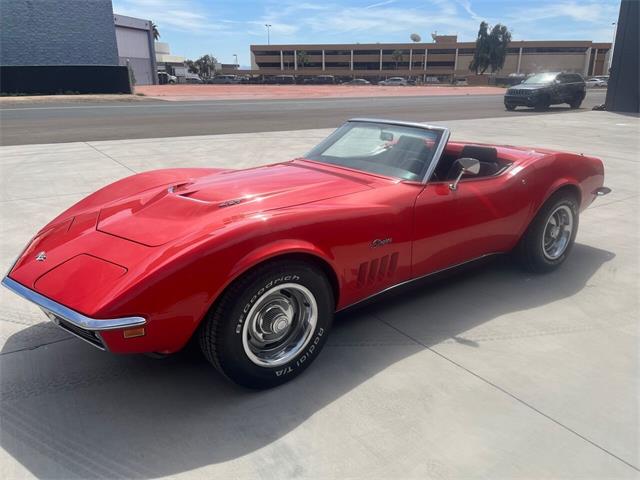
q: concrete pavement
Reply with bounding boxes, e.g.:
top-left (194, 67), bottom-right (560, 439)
top-left (0, 110), bottom-right (638, 479)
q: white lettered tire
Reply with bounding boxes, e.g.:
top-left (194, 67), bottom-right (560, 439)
top-left (199, 260), bottom-right (334, 388)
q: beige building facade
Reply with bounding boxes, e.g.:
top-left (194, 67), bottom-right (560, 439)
top-left (243, 38), bottom-right (611, 80)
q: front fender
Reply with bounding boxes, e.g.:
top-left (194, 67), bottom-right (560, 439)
top-left (224, 238), bottom-right (340, 297)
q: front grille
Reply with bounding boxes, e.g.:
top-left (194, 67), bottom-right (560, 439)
top-left (54, 315), bottom-right (106, 350)
top-left (508, 89), bottom-right (530, 96)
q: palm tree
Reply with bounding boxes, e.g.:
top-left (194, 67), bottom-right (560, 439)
top-left (468, 21), bottom-right (512, 75)
top-left (391, 50), bottom-right (404, 70)
top-left (151, 22), bottom-right (160, 40)
top-left (488, 24), bottom-right (512, 73)
top-left (469, 21), bottom-right (490, 74)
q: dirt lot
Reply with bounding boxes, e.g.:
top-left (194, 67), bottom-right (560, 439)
top-left (134, 84), bottom-right (505, 101)
top-left (0, 94), bottom-right (147, 105)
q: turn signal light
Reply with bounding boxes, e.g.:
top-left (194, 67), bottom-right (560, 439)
top-left (123, 327), bottom-right (146, 339)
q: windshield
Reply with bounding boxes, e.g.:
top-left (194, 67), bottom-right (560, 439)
top-left (305, 121), bottom-right (444, 181)
top-left (523, 73), bottom-right (558, 84)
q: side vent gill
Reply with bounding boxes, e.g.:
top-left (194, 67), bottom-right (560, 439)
top-left (357, 252), bottom-right (399, 288)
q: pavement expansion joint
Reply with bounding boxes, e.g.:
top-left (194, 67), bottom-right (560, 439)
top-left (373, 313), bottom-right (640, 473)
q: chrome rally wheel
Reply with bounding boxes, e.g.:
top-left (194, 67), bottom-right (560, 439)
top-left (542, 205), bottom-right (574, 260)
top-left (242, 283), bottom-right (318, 367)
top-left (517, 192), bottom-right (579, 273)
top-left (199, 260), bottom-right (333, 389)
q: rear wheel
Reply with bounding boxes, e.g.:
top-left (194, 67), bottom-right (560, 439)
top-left (199, 260), bottom-right (334, 389)
top-left (516, 192), bottom-right (579, 273)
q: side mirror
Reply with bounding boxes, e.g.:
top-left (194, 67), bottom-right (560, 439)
top-left (449, 158), bottom-right (480, 191)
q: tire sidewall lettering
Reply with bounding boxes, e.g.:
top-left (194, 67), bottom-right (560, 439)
top-left (274, 327), bottom-right (324, 378)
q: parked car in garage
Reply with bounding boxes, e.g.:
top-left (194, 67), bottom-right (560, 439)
top-left (303, 75), bottom-right (339, 84)
top-left (586, 77), bottom-right (608, 88)
top-left (184, 73), bottom-right (203, 84)
top-left (264, 75), bottom-right (296, 84)
top-left (240, 76), bottom-right (264, 84)
top-left (504, 72), bottom-right (586, 111)
top-left (207, 75), bottom-right (241, 84)
top-left (2, 118), bottom-right (610, 389)
top-left (345, 78), bottom-right (371, 85)
top-left (379, 77), bottom-right (408, 86)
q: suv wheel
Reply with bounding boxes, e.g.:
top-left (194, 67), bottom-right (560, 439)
top-left (534, 95), bottom-right (550, 111)
top-left (569, 94), bottom-right (584, 109)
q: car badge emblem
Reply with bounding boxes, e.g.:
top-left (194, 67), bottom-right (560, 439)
top-left (370, 238), bottom-right (392, 248)
top-left (35, 251), bottom-right (47, 262)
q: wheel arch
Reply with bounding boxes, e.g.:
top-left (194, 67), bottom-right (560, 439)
top-left (235, 251), bottom-right (340, 308)
top-left (547, 182), bottom-right (582, 206)
top-left (214, 242), bottom-right (340, 312)
top-left (517, 180), bottom-right (582, 242)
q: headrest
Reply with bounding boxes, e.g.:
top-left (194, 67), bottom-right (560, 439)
top-left (396, 135), bottom-right (427, 151)
top-left (461, 145), bottom-right (498, 163)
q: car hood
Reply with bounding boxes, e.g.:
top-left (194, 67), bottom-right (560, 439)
top-left (96, 161), bottom-right (372, 246)
top-left (509, 83), bottom-right (551, 91)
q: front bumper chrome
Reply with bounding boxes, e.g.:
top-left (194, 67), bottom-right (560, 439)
top-left (2, 276), bottom-right (146, 350)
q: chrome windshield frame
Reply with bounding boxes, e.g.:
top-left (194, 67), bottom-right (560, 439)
top-left (346, 118), bottom-right (451, 184)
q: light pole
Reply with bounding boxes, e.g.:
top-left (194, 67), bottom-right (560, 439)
top-left (233, 54), bottom-right (238, 69)
top-left (608, 22), bottom-right (617, 72)
top-left (265, 24), bottom-right (272, 45)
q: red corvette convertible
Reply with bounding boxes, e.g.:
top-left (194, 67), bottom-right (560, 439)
top-left (3, 119), bottom-right (610, 388)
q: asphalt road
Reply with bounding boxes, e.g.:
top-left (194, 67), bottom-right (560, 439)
top-left (0, 90), bottom-right (607, 145)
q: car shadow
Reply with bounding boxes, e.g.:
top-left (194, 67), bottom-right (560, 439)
top-left (0, 243), bottom-right (614, 478)
top-left (509, 106), bottom-right (579, 114)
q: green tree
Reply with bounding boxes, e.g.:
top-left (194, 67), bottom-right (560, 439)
top-left (391, 50), bottom-right (404, 69)
top-left (192, 54), bottom-right (218, 79)
top-left (151, 22), bottom-right (160, 40)
top-left (297, 50), bottom-right (309, 69)
top-left (469, 21), bottom-right (512, 74)
top-left (488, 24), bottom-right (512, 73)
top-left (469, 21), bottom-right (490, 74)
top-left (185, 59), bottom-right (198, 74)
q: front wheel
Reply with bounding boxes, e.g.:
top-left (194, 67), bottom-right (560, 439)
top-left (569, 94), bottom-right (584, 109)
top-left (516, 192), bottom-right (579, 273)
top-left (505, 104), bottom-right (516, 111)
top-left (534, 96), bottom-right (550, 111)
top-left (199, 260), bottom-right (334, 388)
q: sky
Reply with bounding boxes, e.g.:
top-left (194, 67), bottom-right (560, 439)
top-left (112, 0), bottom-right (621, 67)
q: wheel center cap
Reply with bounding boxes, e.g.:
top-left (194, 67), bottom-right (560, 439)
top-left (273, 316), bottom-right (290, 334)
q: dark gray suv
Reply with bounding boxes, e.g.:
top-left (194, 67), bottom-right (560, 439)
top-left (504, 72), bottom-right (586, 111)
